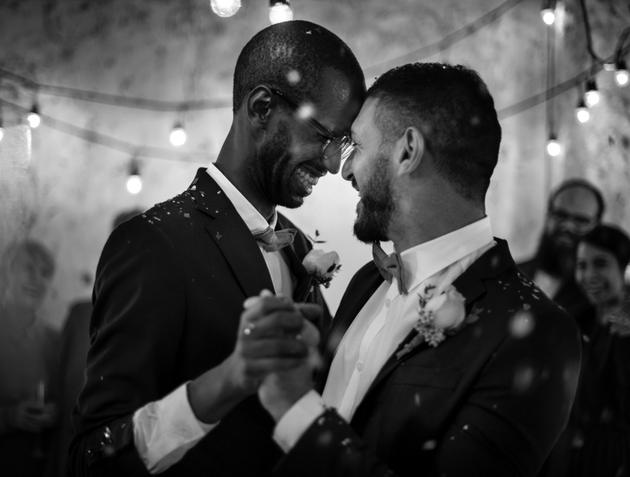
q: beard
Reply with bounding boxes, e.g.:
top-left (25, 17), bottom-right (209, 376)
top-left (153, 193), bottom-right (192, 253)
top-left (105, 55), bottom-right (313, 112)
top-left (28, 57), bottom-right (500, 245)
top-left (255, 121), bottom-right (320, 209)
top-left (536, 231), bottom-right (578, 278)
top-left (353, 153), bottom-right (394, 243)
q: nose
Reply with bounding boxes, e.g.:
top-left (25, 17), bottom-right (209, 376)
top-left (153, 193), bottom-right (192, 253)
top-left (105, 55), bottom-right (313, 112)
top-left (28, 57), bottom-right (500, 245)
top-left (341, 156), bottom-right (353, 182)
top-left (322, 153), bottom-right (340, 175)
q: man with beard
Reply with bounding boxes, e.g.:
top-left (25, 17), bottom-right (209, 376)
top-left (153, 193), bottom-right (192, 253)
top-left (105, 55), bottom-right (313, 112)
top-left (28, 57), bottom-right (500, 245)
top-left (249, 63), bottom-right (581, 477)
top-left (69, 21), bottom-right (365, 477)
top-left (518, 180), bottom-right (604, 333)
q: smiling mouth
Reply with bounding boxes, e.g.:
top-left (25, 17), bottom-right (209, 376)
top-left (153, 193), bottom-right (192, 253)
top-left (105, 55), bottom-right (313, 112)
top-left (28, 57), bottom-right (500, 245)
top-left (294, 165), bottom-right (325, 196)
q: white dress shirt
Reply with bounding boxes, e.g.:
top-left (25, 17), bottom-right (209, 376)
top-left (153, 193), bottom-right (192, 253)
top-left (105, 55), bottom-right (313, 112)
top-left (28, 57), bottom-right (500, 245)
top-left (274, 218), bottom-right (495, 452)
top-left (133, 163), bottom-right (293, 473)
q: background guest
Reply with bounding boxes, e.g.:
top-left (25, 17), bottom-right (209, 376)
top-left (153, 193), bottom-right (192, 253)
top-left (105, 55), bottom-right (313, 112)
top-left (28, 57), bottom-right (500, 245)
top-left (0, 239), bottom-right (59, 477)
top-left (519, 179), bottom-right (605, 333)
top-left (541, 224), bottom-right (630, 477)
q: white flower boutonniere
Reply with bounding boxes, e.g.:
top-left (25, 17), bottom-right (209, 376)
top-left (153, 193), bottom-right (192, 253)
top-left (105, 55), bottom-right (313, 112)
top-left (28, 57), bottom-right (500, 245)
top-left (302, 249), bottom-right (342, 288)
top-left (396, 284), bottom-right (467, 360)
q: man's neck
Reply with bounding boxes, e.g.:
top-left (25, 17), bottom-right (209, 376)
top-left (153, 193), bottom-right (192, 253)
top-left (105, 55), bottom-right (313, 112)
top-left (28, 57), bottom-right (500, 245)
top-left (389, 196), bottom-right (486, 253)
top-left (214, 155), bottom-right (275, 222)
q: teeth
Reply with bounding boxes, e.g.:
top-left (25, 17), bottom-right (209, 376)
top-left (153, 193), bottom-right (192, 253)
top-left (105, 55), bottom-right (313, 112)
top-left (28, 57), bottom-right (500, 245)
top-left (295, 167), bottom-right (320, 193)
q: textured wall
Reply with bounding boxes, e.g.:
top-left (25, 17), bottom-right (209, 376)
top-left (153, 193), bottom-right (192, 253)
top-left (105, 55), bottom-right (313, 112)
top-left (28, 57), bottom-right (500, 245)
top-left (0, 0), bottom-right (628, 328)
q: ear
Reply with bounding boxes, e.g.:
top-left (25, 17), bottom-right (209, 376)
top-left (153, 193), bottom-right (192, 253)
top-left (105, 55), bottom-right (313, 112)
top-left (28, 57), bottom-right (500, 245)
top-left (246, 86), bottom-right (275, 129)
top-left (393, 126), bottom-right (425, 176)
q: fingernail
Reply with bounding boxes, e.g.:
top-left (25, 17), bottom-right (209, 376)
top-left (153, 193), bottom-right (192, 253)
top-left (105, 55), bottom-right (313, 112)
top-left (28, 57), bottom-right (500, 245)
top-left (260, 289), bottom-right (274, 297)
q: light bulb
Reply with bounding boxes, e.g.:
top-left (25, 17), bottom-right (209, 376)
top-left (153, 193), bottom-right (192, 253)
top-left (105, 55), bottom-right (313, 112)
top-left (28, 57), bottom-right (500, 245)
top-left (210, 0), bottom-right (241, 17)
top-left (27, 105), bottom-right (41, 129)
top-left (541, 8), bottom-right (556, 26)
top-left (584, 79), bottom-right (600, 107)
top-left (615, 61), bottom-right (629, 87)
top-left (126, 175), bottom-right (143, 195)
top-left (584, 90), bottom-right (600, 107)
top-left (269, 2), bottom-right (293, 24)
top-left (576, 105), bottom-right (590, 124)
top-left (546, 136), bottom-right (562, 157)
top-left (169, 123), bottom-right (187, 147)
top-left (0, 126), bottom-right (4, 143)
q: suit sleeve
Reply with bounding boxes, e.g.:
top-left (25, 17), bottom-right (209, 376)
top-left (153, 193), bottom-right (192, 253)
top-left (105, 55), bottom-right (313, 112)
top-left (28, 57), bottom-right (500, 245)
top-left (273, 307), bottom-right (581, 477)
top-left (69, 218), bottom-right (186, 477)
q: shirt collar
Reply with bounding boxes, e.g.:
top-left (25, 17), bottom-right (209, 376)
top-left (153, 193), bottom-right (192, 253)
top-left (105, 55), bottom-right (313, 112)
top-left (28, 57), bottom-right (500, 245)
top-left (399, 217), bottom-right (494, 293)
top-left (205, 163), bottom-right (277, 234)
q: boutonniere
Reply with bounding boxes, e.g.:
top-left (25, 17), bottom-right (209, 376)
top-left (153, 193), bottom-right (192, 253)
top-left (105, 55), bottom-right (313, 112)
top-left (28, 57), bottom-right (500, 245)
top-left (396, 284), bottom-right (468, 360)
top-left (302, 249), bottom-right (342, 288)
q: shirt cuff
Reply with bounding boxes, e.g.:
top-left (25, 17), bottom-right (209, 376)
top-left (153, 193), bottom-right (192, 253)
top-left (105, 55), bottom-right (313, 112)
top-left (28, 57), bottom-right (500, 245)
top-left (133, 382), bottom-right (217, 474)
top-left (273, 390), bottom-right (326, 453)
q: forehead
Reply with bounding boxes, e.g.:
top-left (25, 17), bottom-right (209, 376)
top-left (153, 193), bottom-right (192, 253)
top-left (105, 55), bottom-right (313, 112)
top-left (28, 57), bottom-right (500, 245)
top-left (310, 67), bottom-right (363, 134)
top-left (351, 97), bottom-right (382, 140)
top-left (552, 187), bottom-right (599, 215)
top-left (577, 242), bottom-right (614, 262)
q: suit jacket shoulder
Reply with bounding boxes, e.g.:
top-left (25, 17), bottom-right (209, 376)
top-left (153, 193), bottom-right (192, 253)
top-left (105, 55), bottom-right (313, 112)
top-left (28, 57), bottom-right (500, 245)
top-left (276, 240), bottom-right (582, 477)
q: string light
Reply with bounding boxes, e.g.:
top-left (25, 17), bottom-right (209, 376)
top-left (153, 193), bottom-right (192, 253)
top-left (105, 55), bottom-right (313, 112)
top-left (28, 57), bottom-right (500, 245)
top-left (0, 117), bottom-right (4, 143)
top-left (210, 0), bottom-right (241, 18)
top-left (615, 59), bottom-right (629, 87)
top-left (169, 122), bottom-right (187, 147)
top-left (575, 99), bottom-right (590, 123)
top-left (541, 8), bottom-right (556, 26)
top-left (584, 79), bottom-right (600, 107)
top-left (540, 0), bottom-right (556, 26)
top-left (269, 0), bottom-right (293, 24)
top-left (546, 135), bottom-right (562, 157)
top-left (27, 103), bottom-right (41, 128)
top-left (126, 159), bottom-right (143, 195)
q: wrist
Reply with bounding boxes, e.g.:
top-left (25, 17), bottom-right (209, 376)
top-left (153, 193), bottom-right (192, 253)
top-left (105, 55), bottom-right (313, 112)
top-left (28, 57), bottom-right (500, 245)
top-left (188, 359), bottom-right (251, 424)
top-left (263, 385), bottom-right (311, 423)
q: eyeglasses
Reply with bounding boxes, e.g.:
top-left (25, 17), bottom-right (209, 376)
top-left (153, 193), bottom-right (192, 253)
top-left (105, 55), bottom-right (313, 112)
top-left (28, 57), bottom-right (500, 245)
top-left (269, 87), bottom-right (357, 162)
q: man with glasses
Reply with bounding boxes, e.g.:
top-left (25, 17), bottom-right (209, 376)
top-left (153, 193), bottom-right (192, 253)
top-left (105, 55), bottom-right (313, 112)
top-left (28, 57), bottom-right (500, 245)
top-left (69, 20), bottom-right (365, 477)
top-left (519, 179), bottom-right (605, 333)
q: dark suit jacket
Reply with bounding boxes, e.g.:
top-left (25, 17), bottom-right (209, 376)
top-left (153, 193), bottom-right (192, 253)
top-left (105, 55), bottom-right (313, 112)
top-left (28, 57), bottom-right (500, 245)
top-left (275, 240), bottom-right (582, 477)
top-left (68, 168), bottom-right (329, 477)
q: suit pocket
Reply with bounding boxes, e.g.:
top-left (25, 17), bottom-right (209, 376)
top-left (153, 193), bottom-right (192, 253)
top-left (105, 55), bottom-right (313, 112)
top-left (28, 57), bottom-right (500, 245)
top-left (389, 364), bottom-right (462, 389)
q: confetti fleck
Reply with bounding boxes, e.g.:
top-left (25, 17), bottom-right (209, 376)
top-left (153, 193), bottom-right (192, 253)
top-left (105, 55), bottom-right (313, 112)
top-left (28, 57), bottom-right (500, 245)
top-left (509, 311), bottom-right (535, 338)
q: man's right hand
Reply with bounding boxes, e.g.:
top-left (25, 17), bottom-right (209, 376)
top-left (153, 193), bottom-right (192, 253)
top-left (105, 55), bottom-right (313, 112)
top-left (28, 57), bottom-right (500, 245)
top-left (188, 291), bottom-right (316, 424)
top-left (224, 292), bottom-right (312, 393)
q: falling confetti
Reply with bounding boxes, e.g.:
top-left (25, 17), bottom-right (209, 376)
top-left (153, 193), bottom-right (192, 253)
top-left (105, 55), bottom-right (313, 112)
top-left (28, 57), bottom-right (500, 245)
top-left (509, 311), bottom-right (535, 338)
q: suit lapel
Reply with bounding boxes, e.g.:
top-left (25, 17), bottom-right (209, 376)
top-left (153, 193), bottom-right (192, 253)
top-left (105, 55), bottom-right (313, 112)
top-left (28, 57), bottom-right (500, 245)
top-left (190, 169), bottom-right (275, 298)
top-left (351, 240), bottom-right (513, 425)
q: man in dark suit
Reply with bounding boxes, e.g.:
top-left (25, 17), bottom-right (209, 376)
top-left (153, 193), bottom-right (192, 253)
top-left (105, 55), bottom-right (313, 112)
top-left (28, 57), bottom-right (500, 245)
top-left (68, 21), bottom-right (365, 477)
top-left (518, 179), bottom-right (604, 334)
top-left (252, 63), bottom-right (582, 477)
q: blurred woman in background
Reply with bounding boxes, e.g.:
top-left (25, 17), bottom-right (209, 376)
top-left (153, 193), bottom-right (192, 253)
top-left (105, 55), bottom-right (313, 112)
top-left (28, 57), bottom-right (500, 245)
top-left (0, 240), bottom-right (59, 477)
top-left (560, 224), bottom-right (630, 477)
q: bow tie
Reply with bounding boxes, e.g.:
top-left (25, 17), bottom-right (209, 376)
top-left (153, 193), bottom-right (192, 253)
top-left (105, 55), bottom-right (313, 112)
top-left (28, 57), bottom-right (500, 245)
top-left (372, 242), bottom-right (408, 295)
top-left (254, 227), bottom-right (297, 252)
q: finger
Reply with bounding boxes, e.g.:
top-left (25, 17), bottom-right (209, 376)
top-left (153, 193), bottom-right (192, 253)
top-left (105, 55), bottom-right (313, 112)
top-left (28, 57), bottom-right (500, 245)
top-left (243, 289), bottom-right (274, 309)
top-left (295, 303), bottom-right (323, 324)
top-left (300, 320), bottom-right (320, 348)
top-left (242, 311), bottom-right (305, 338)
top-left (240, 296), bottom-right (297, 326)
top-left (241, 337), bottom-right (308, 359)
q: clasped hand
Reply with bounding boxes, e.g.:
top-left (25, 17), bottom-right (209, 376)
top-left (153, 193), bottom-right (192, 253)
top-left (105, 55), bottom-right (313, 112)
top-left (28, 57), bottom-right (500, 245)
top-left (237, 291), bottom-right (321, 422)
